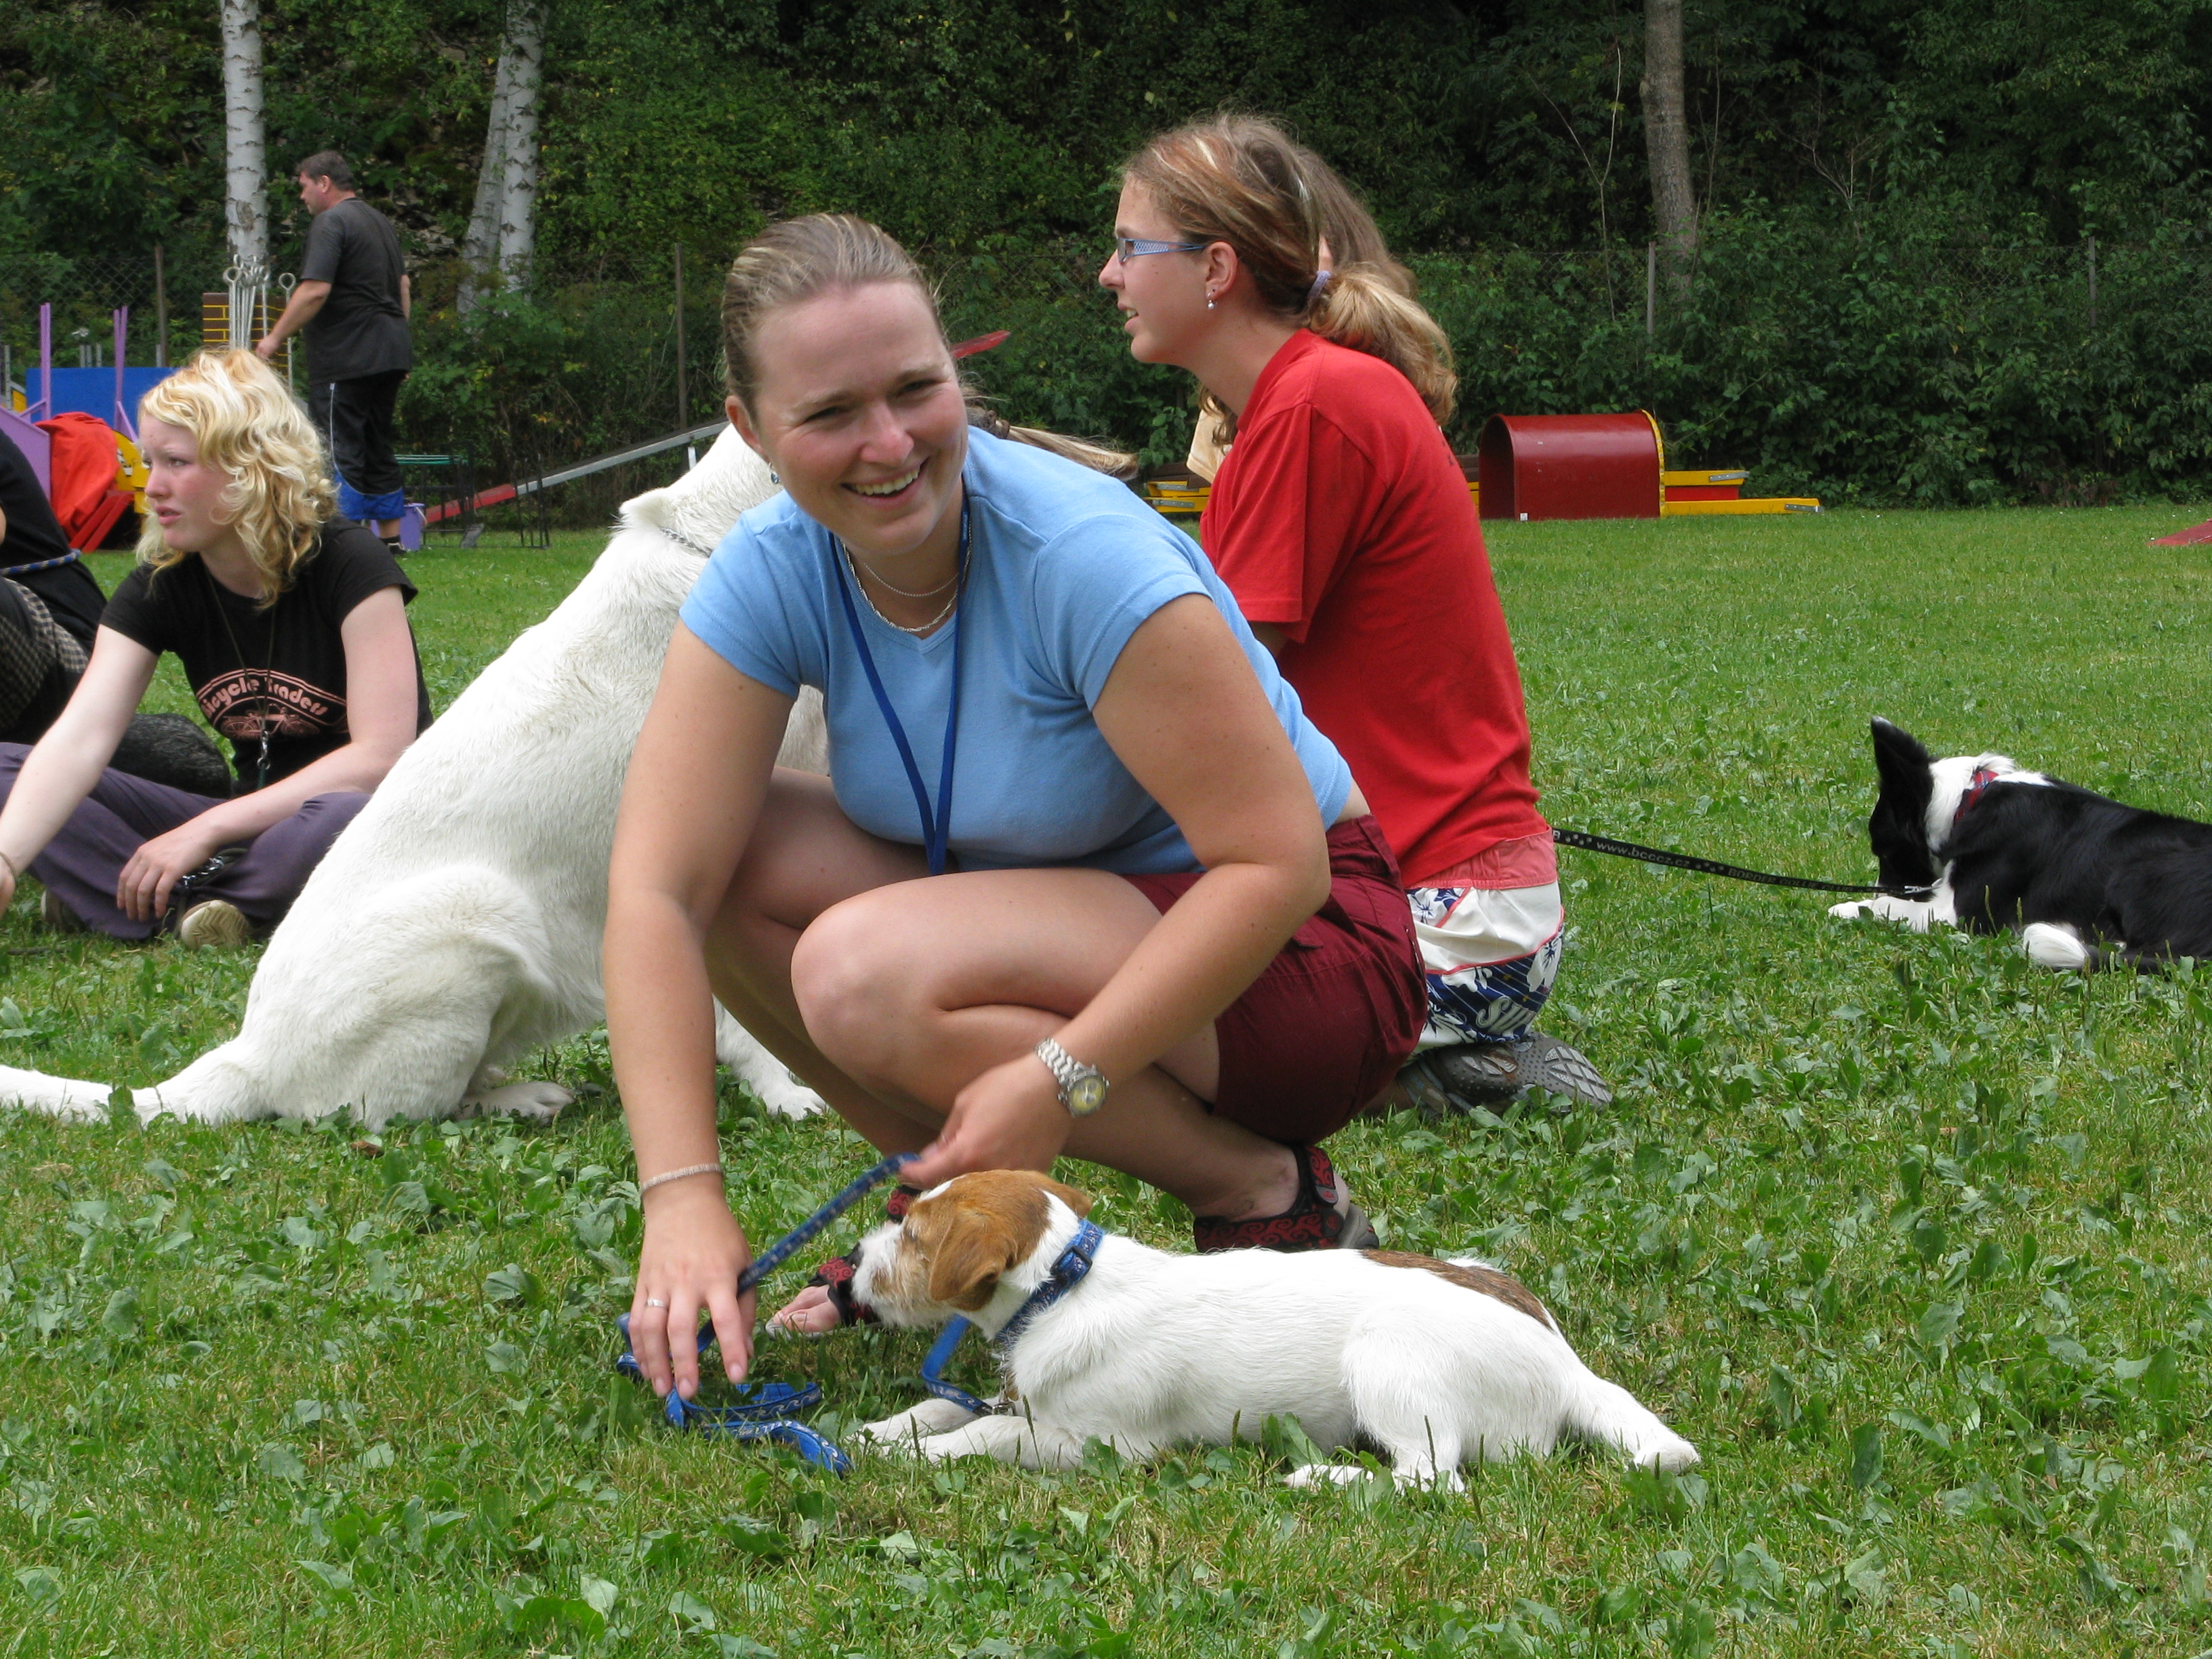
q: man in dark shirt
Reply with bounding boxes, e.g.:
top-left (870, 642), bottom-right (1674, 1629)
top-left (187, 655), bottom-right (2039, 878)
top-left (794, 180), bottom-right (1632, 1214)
top-left (257, 150), bottom-right (413, 546)
top-left (0, 424), bottom-right (106, 743)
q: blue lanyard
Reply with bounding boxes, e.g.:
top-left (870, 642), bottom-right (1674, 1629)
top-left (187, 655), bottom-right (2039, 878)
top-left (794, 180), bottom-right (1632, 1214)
top-left (829, 501), bottom-right (968, 876)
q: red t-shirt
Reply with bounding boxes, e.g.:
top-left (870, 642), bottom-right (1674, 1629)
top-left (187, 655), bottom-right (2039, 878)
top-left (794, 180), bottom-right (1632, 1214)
top-left (1203, 330), bottom-right (1549, 888)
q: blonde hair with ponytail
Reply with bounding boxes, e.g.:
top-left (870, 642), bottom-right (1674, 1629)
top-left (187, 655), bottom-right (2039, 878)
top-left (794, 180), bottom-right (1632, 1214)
top-left (1125, 115), bottom-right (1457, 429)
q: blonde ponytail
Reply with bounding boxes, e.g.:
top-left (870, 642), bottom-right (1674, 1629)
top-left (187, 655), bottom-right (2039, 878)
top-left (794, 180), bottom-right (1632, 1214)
top-left (1125, 115), bottom-right (1458, 428)
top-left (1309, 264), bottom-right (1457, 425)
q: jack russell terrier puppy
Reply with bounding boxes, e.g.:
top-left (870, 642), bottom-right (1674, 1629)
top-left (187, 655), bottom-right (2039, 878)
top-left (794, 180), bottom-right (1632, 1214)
top-left (852, 1170), bottom-right (1698, 1486)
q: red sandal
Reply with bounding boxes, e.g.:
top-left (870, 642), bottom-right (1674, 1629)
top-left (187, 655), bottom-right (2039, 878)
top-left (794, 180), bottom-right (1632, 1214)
top-left (1191, 1145), bottom-right (1377, 1254)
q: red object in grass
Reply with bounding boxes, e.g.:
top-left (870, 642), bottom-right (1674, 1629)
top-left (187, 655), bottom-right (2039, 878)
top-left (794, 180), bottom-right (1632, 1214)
top-left (1476, 411), bottom-right (1663, 522)
top-left (2151, 518), bottom-right (2212, 547)
top-left (949, 330), bottom-right (1010, 360)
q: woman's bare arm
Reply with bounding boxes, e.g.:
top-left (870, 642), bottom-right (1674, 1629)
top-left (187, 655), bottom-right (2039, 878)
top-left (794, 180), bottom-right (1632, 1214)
top-left (114, 588), bottom-right (423, 920)
top-left (904, 592), bottom-right (1341, 1183)
top-left (606, 625), bottom-right (795, 1399)
top-left (0, 628), bottom-right (158, 907)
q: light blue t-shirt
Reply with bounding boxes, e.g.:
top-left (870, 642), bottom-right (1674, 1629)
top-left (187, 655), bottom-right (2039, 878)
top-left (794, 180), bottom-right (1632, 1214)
top-left (679, 428), bottom-right (1351, 875)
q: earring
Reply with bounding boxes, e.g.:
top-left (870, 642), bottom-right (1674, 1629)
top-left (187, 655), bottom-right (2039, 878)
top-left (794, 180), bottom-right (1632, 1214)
top-left (769, 468), bottom-right (779, 485)
top-left (1206, 295), bottom-right (1216, 310)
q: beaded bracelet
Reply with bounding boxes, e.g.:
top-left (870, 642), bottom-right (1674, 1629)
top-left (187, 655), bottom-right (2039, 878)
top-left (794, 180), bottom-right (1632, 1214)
top-left (638, 1161), bottom-right (726, 1197)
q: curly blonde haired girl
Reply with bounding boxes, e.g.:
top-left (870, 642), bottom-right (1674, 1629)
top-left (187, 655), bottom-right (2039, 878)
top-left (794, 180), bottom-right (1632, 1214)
top-left (135, 350), bottom-right (337, 602)
top-left (0, 348), bottom-right (429, 947)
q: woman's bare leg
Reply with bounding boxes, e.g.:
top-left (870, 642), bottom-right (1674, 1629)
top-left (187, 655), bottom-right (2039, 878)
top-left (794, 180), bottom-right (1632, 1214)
top-left (704, 775), bottom-right (1313, 1330)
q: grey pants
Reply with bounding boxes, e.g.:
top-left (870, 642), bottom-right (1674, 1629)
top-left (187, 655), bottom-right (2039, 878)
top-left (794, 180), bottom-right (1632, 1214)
top-left (0, 742), bottom-right (368, 941)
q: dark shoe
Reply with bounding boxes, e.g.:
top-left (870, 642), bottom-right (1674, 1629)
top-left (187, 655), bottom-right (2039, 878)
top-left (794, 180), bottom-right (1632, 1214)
top-left (1401, 1033), bottom-right (1613, 1113)
top-left (801, 1183), bottom-right (923, 1326)
top-left (1193, 1145), bottom-right (1378, 1254)
top-left (40, 889), bottom-right (85, 934)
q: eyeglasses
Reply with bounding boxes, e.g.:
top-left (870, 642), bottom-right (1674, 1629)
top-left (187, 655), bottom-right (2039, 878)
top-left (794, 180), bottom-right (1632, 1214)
top-left (1111, 237), bottom-right (1210, 262)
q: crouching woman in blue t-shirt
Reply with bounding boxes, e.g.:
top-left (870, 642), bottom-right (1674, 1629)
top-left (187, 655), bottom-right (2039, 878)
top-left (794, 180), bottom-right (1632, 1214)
top-left (607, 214), bottom-right (1426, 1397)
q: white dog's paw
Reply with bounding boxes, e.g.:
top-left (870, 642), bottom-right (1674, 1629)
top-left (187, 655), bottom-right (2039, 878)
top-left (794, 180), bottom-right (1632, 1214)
top-left (0, 1067), bottom-right (111, 1124)
top-left (1828, 899), bottom-right (1871, 920)
top-left (1284, 1462), bottom-right (1371, 1489)
top-left (461, 1080), bottom-right (573, 1121)
top-left (2022, 922), bottom-right (2093, 972)
top-left (858, 1398), bottom-right (983, 1451)
top-left (756, 1076), bottom-right (827, 1120)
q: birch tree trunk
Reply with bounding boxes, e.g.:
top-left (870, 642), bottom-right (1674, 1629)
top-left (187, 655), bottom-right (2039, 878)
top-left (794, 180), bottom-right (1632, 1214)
top-left (458, 40), bottom-right (522, 314)
top-left (220, 0), bottom-right (267, 276)
top-left (494, 0), bottom-right (546, 291)
top-left (1641, 0), bottom-right (1698, 298)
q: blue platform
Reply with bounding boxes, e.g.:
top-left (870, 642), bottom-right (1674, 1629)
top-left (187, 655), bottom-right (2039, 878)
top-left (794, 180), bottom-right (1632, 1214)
top-left (22, 367), bottom-right (176, 428)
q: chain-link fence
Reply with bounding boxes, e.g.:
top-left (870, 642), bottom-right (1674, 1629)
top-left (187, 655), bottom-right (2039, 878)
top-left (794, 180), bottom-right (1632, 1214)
top-left (8, 234), bottom-right (2209, 512)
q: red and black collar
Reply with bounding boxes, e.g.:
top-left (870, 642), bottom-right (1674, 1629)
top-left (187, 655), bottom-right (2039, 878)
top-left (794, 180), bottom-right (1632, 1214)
top-left (1951, 764), bottom-right (2002, 834)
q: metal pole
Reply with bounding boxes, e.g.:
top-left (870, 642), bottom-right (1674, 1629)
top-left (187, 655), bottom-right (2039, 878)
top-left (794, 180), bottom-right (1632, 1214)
top-left (1646, 242), bottom-right (1657, 336)
top-left (2086, 237), bottom-right (2097, 334)
top-left (673, 242), bottom-right (688, 437)
top-left (154, 244), bottom-right (169, 367)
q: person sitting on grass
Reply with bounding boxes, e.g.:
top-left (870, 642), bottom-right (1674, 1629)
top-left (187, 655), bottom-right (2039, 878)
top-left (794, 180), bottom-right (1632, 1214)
top-left (0, 424), bottom-right (108, 747)
top-left (1101, 113), bottom-right (1610, 1116)
top-left (607, 213), bottom-right (1426, 1394)
top-left (0, 349), bottom-right (431, 947)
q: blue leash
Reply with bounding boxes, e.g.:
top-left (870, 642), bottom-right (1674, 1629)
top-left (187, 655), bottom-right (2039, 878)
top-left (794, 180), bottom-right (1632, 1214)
top-left (613, 1152), bottom-right (919, 1475)
top-left (915, 1220), bottom-right (1106, 1418)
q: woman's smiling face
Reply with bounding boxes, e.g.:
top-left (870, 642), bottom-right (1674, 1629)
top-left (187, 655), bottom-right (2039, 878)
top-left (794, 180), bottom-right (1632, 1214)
top-left (734, 281), bottom-right (968, 563)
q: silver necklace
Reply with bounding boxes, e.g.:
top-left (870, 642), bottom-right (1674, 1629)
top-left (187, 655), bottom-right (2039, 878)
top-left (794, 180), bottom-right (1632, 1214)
top-left (838, 541), bottom-right (958, 598)
top-left (842, 545), bottom-right (961, 634)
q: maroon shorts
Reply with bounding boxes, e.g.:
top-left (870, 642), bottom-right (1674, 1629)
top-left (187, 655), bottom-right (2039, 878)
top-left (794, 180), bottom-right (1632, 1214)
top-left (1122, 815), bottom-right (1426, 1145)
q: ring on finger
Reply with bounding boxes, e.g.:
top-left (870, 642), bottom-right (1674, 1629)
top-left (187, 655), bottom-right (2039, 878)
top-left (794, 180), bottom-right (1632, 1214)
top-left (644, 1296), bottom-right (668, 1308)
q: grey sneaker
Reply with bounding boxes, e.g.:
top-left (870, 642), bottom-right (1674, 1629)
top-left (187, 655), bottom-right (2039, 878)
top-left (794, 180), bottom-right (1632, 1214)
top-left (177, 899), bottom-right (253, 949)
top-left (1400, 1033), bottom-right (1613, 1113)
top-left (40, 888), bottom-right (85, 933)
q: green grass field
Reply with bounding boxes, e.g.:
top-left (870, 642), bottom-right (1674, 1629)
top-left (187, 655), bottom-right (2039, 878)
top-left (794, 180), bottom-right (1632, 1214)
top-left (5, 503), bottom-right (2212, 1656)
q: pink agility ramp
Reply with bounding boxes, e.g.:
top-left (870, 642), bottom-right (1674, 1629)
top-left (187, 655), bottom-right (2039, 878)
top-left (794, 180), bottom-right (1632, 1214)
top-left (2151, 518), bottom-right (2212, 547)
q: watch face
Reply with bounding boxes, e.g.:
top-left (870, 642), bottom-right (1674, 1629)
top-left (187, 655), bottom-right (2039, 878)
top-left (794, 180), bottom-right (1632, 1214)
top-left (1069, 1073), bottom-right (1109, 1116)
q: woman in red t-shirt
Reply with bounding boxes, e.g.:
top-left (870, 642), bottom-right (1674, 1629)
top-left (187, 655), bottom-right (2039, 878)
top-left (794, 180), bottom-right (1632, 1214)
top-left (1099, 114), bottom-right (1608, 1112)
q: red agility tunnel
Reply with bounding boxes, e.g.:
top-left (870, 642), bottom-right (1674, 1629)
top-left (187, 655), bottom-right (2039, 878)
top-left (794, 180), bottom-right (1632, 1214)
top-left (1477, 411), bottom-right (1662, 522)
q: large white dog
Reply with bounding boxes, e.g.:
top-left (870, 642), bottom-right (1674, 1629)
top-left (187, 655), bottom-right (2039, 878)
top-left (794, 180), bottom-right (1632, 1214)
top-left (1, 425), bottom-right (828, 1128)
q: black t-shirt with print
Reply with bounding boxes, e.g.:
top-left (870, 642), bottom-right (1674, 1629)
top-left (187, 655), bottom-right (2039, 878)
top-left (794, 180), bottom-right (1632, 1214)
top-left (100, 520), bottom-right (432, 790)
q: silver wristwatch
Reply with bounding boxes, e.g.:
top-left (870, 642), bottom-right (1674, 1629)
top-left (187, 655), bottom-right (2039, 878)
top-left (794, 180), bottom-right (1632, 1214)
top-left (1035, 1037), bottom-right (1108, 1118)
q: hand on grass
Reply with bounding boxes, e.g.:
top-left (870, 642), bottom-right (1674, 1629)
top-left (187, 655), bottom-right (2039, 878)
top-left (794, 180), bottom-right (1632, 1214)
top-left (630, 1179), bottom-right (756, 1399)
top-left (901, 1051), bottom-right (1071, 1189)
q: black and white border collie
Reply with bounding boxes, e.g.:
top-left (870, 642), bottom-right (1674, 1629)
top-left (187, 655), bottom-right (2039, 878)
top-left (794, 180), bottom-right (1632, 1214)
top-left (1828, 718), bottom-right (2212, 971)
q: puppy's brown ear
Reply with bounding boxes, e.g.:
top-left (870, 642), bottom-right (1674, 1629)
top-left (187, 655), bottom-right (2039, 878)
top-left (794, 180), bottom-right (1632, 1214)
top-left (926, 1202), bottom-right (1028, 1311)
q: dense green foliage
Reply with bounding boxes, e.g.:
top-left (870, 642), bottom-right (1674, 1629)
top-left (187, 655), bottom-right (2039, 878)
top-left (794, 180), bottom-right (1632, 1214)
top-left (4, 0), bottom-right (2210, 506)
top-left (5, 508), bottom-right (2212, 1651)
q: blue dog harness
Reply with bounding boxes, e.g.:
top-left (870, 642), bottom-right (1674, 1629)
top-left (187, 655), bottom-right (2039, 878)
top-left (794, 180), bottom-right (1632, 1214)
top-left (918, 1218), bottom-right (1105, 1417)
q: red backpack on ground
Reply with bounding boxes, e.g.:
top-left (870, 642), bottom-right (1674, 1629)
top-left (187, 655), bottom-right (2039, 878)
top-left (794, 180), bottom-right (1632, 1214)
top-left (35, 411), bottom-right (133, 552)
